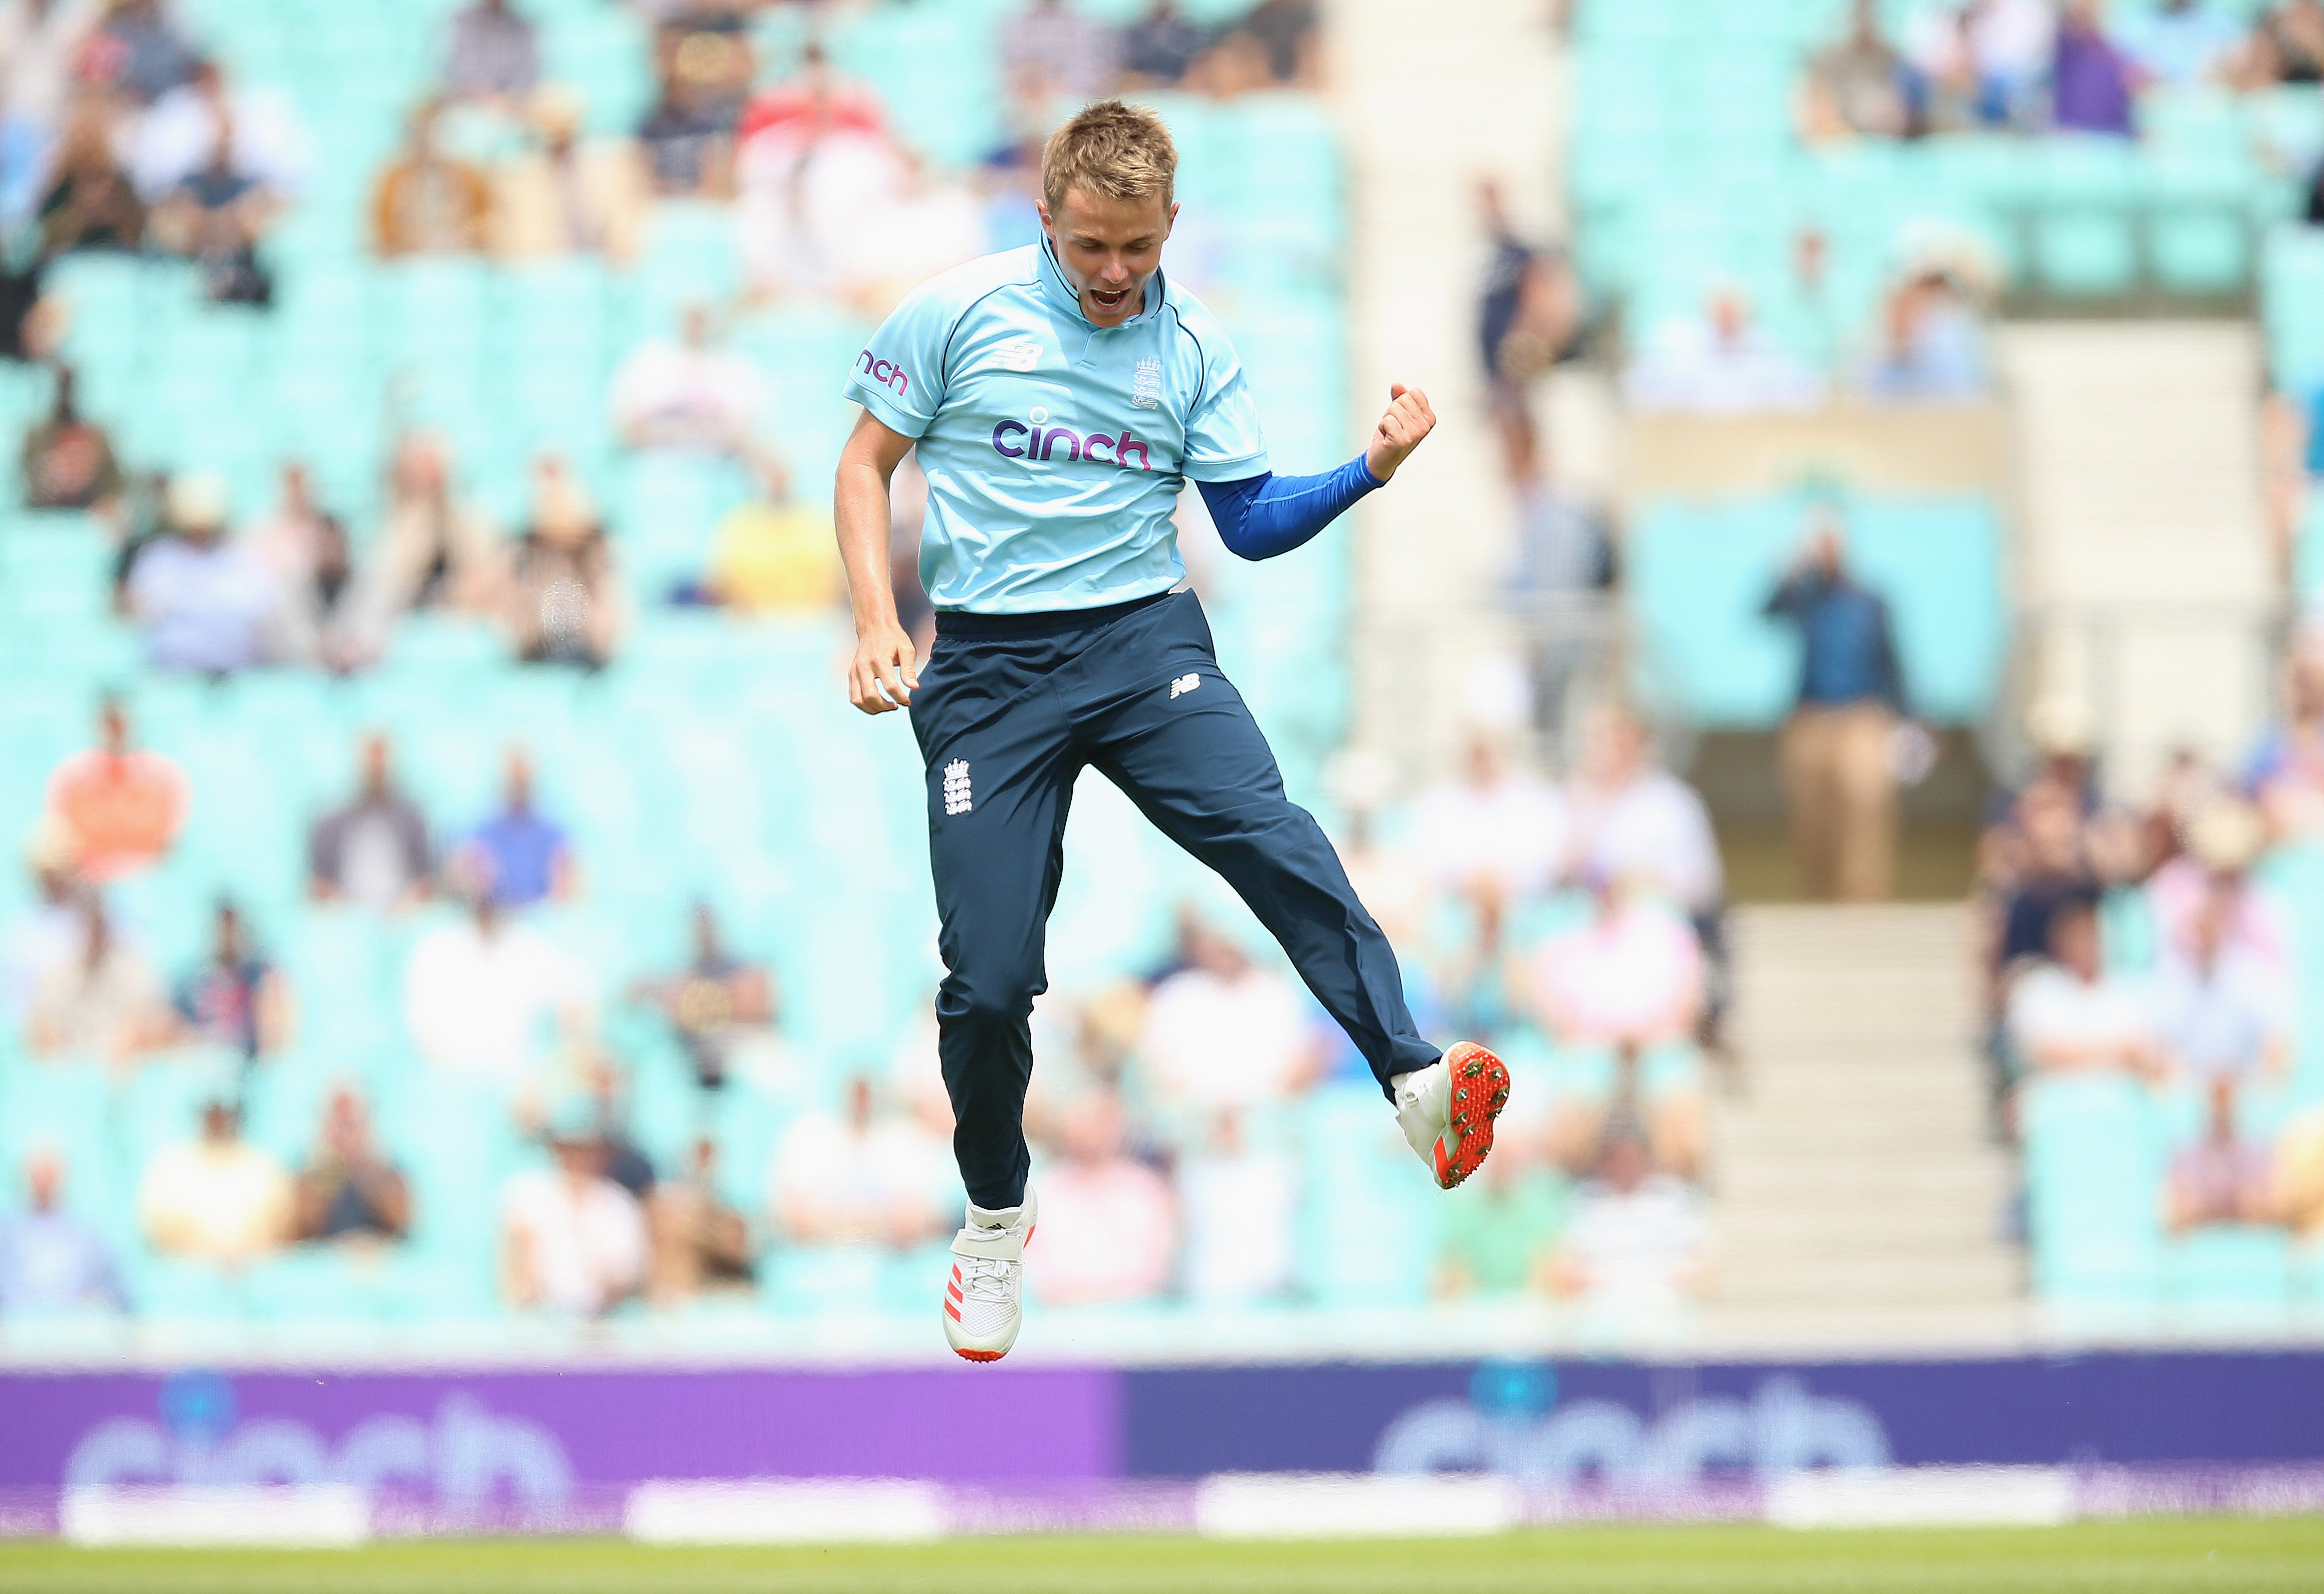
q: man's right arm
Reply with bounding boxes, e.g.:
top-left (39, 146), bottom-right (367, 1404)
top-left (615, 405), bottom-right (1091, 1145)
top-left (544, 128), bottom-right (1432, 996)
top-left (834, 407), bottom-right (919, 715)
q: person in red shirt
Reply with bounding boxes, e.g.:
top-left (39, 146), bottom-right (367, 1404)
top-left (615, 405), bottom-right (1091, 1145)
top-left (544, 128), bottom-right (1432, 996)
top-left (45, 697), bottom-right (189, 883)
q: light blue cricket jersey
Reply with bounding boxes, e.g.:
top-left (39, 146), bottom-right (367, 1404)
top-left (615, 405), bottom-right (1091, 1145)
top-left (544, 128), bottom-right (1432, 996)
top-left (839, 242), bottom-right (1269, 613)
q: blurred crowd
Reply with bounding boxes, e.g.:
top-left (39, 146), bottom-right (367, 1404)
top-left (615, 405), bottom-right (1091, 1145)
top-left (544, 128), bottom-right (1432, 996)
top-left (1980, 627), bottom-right (2324, 1242)
top-left (0, 680), bottom-right (1731, 1321)
top-left (1799, 0), bottom-right (2324, 146)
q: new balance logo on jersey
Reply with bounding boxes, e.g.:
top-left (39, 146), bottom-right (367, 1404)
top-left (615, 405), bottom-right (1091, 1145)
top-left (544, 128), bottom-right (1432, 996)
top-left (996, 338), bottom-right (1043, 372)
top-left (1132, 357), bottom-right (1163, 410)
top-left (855, 349), bottom-right (909, 397)
top-left (1169, 673), bottom-right (1200, 699)
top-left (942, 759), bottom-right (973, 815)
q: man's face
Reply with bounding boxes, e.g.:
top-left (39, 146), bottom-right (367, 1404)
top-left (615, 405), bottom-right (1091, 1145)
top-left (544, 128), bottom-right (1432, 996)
top-left (1038, 186), bottom-right (1177, 328)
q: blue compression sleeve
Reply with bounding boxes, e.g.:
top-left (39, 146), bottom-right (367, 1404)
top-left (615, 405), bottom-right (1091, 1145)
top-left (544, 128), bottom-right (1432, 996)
top-left (1197, 454), bottom-right (1384, 561)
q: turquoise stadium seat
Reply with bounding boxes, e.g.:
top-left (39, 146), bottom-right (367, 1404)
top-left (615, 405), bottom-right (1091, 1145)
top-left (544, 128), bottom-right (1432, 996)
top-left (2022, 1075), bottom-right (2168, 1310)
top-left (1626, 492), bottom-right (2005, 728)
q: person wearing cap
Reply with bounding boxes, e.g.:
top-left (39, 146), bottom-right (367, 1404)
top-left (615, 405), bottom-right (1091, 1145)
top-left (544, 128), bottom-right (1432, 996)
top-left (501, 1095), bottom-right (648, 1315)
top-left (43, 696), bottom-right (188, 884)
top-left (124, 470), bottom-right (279, 674)
top-left (138, 1097), bottom-right (293, 1265)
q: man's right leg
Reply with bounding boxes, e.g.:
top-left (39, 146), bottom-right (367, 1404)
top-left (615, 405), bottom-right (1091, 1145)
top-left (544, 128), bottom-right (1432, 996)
top-left (911, 647), bottom-right (1079, 1214)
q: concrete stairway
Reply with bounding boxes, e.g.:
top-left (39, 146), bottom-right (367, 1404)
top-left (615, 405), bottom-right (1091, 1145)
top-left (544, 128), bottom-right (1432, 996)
top-left (1998, 321), bottom-right (2276, 800)
top-left (1330, 0), bottom-right (1564, 778)
top-left (1701, 904), bottom-right (2029, 1348)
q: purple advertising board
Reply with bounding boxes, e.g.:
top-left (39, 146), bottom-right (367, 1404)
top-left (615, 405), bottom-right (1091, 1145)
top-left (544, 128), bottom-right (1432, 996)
top-left (4, 1350), bottom-right (2322, 1504)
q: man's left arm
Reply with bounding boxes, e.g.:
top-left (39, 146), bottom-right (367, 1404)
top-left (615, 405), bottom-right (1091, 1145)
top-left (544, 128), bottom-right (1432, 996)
top-left (1197, 384), bottom-right (1438, 561)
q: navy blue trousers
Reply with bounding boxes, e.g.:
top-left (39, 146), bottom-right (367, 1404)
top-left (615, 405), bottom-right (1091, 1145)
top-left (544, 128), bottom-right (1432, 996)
top-left (909, 589), bottom-right (1439, 1211)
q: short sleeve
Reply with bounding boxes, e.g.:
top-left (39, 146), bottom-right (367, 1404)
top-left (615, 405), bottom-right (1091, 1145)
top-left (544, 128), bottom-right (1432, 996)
top-left (840, 280), bottom-right (955, 438)
top-left (1181, 329), bottom-right (1269, 482)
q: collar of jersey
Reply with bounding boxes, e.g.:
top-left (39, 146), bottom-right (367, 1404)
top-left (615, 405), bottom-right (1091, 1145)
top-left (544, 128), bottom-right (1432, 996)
top-left (1037, 239), bottom-right (1164, 330)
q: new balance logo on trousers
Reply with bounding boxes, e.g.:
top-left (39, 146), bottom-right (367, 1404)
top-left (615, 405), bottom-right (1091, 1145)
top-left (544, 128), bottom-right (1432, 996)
top-left (1169, 672), bottom-right (1200, 699)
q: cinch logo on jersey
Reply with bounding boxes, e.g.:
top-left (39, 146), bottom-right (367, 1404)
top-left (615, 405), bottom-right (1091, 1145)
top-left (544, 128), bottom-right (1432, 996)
top-left (991, 406), bottom-right (1154, 472)
top-left (855, 349), bottom-right (909, 397)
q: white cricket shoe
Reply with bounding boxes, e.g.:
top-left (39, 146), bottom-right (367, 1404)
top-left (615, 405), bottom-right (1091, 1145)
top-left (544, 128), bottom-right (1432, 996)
top-left (1394, 1041), bottom-right (1511, 1190)
top-left (943, 1187), bottom-right (1036, 1363)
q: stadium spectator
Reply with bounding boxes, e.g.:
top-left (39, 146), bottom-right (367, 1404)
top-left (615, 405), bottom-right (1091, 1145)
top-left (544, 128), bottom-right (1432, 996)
top-left (0, 820), bottom-right (83, 1030)
top-left (1476, 179), bottom-right (1583, 461)
top-left (1801, 0), bottom-right (1915, 141)
top-left (147, 118), bottom-right (282, 305)
top-left (173, 900), bottom-right (290, 1061)
top-left (19, 367), bottom-right (123, 511)
top-left (243, 460), bottom-right (328, 602)
top-left (610, 303), bottom-right (766, 459)
top-left (769, 1075), bottom-right (951, 1247)
top-left (1119, 0), bottom-right (1208, 87)
top-left (2164, 1076), bottom-right (2279, 1232)
top-left (1001, 0), bottom-right (1121, 102)
top-left (309, 734), bottom-right (433, 911)
top-left (1025, 1091), bottom-right (1176, 1306)
top-left (2245, 0), bottom-right (2324, 85)
top-left (574, 1052), bottom-right (655, 1201)
top-left (1904, 0), bottom-right (2057, 131)
top-left (2005, 896), bottom-right (2161, 1081)
top-left (1527, 882), bottom-right (1707, 1174)
top-left (0, 1146), bottom-right (125, 1313)
top-left (2245, 642), bottom-right (2324, 840)
top-left (139, 1097), bottom-right (293, 1264)
top-left (501, 1102), bottom-right (648, 1315)
top-left (271, 511), bottom-right (358, 668)
top-left (491, 86), bottom-right (647, 263)
top-left (2151, 880), bottom-right (2289, 1084)
top-left (1987, 775), bottom-right (2100, 980)
top-left (1763, 512), bottom-right (1908, 902)
top-left (1411, 731), bottom-right (1570, 899)
top-left (456, 748), bottom-right (577, 909)
top-left (504, 457), bottom-right (623, 669)
top-left (2051, 0), bottom-right (2139, 138)
top-left (359, 431), bottom-right (506, 635)
top-left (644, 0), bottom-right (754, 124)
top-left (1565, 703), bottom-right (1723, 928)
top-left (128, 58), bottom-right (307, 202)
top-left (1552, 1119), bottom-right (1710, 1307)
top-left (90, 0), bottom-right (199, 105)
top-left (1436, 1145), bottom-right (1565, 1299)
top-left (1177, 1107), bottom-right (1297, 1304)
top-left (1623, 285), bottom-right (1822, 414)
top-left (371, 101), bottom-right (494, 257)
top-left (705, 466), bottom-right (844, 613)
top-left (24, 894), bottom-right (166, 1062)
top-left (1138, 916), bottom-right (1317, 1112)
top-left (36, 99), bottom-right (143, 255)
top-left (630, 902), bottom-right (775, 1090)
top-left (291, 1087), bottom-right (412, 1243)
top-left (1235, 0), bottom-right (1319, 84)
top-left (1857, 269), bottom-right (1988, 403)
top-left (2146, 799), bottom-right (2286, 978)
top-left (1, 2), bottom-right (102, 130)
top-left (402, 877), bottom-right (592, 1077)
top-left (636, 51), bottom-right (736, 199)
top-left (2117, 0), bottom-right (2243, 84)
top-left (125, 471), bottom-right (279, 673)
top-left (647, 1135), bottom-right (753, 1305)
top-left (45, 696), bottom-right (188, 883)
top-left (441, 0), bottom-right (540, 105)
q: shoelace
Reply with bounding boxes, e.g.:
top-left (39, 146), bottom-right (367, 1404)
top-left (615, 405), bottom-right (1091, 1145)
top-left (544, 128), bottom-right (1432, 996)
top-left (956, 1252), bottom-right (1016, 1303)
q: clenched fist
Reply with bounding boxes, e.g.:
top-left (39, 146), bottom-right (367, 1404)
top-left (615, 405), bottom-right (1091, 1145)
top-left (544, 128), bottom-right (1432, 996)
top-left (1363, 383), bottom-right (1437, 483)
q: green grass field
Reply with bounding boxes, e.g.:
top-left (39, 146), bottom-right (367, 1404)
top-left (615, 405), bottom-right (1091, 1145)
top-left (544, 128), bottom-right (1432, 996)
top-left (5, 1519), bottom-right (2323, 1594)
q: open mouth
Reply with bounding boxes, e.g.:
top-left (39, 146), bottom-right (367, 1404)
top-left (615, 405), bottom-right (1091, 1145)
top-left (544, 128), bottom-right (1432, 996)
top-left (1089, 286), bottom-right (1131, 312)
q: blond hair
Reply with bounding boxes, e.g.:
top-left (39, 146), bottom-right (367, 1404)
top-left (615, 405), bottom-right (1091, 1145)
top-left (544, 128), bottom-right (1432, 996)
top-left (1040, 99), bottom-right (1177, 213)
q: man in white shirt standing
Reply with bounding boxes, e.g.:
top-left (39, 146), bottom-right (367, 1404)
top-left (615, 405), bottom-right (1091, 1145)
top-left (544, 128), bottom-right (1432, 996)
top-left (501, 1104), bottom-right (647, 1316)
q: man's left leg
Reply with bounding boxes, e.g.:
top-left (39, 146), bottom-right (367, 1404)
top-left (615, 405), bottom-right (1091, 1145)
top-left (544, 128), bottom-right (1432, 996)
top-left (1085, 633), bottom-right (1508, 1187)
